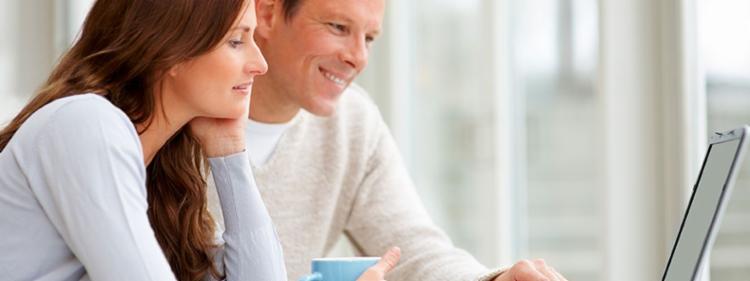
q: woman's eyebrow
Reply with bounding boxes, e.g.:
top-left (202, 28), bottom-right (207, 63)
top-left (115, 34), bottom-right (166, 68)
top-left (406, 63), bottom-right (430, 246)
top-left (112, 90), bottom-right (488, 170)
top-left (231, 25), bottom-right (252, 32)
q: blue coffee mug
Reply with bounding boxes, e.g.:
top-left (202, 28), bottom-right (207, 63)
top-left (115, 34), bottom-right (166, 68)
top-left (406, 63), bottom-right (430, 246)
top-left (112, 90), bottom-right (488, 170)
top-left (298, 257), bottom-right (380, 281)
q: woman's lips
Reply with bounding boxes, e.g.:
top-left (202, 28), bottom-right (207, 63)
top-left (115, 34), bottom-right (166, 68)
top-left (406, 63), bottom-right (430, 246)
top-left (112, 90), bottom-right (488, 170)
top-left (232, 82), bottom-right (252, 94)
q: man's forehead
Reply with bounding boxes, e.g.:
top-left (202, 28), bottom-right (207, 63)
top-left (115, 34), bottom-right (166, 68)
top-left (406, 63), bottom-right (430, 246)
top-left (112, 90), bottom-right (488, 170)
top-left (297, 0), bottom-right (385, 28)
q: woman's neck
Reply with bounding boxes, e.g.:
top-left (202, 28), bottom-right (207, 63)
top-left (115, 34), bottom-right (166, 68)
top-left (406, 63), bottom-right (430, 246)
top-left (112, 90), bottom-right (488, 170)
top-left (137, 90), bottom-right (193, 166)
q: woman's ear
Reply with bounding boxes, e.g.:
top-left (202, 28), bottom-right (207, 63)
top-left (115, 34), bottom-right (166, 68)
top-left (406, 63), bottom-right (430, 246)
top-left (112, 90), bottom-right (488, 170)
top-left (168, 63), bottom-right (182, 78)
top-left (255, 0), bottom-right (278, 39)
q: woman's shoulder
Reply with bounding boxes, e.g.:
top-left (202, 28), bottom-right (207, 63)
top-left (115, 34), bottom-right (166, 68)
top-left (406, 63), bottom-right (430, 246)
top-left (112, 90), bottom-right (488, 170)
top-left (42, 94), bottom-right (131, 125)
top-left (30, 93), bottom-right (130, 129)
top-left (12, 94), bottom-right (140, 152)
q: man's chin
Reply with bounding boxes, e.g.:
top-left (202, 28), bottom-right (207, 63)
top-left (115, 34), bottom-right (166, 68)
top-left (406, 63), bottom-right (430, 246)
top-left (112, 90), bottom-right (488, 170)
top-left (304, 99), bottom-right (339, 117)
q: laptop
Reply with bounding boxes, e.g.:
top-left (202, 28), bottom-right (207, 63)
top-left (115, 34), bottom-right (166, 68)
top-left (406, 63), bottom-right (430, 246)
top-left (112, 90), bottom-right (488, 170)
top-left (662, 125), bottom-right (749, 281)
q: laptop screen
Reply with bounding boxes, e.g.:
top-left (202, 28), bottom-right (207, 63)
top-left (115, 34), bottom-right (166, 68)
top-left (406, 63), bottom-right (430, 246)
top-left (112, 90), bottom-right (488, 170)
top-left (662, 138), bottom-right (742, 281)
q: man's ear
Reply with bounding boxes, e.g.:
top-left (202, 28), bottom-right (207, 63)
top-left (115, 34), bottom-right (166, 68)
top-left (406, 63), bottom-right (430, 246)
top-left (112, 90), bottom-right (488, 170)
top-left (255, 0), bottom-right (278, 39)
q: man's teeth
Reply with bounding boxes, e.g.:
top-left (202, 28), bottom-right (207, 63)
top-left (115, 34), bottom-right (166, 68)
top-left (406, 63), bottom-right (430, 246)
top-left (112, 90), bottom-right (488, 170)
top-left (323, 71), bottom-right (345, 85)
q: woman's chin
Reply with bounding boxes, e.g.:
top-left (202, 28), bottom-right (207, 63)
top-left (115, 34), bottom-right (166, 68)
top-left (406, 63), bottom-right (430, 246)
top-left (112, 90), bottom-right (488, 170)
top-left (197, 100), bottom-right (249, 120)
top-left (220, 107), bottom-right (248, 120)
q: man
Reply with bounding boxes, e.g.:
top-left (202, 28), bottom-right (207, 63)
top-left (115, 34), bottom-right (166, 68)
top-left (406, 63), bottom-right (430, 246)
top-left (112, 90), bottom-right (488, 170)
top-left (209, 0), bottom-right (570, 280)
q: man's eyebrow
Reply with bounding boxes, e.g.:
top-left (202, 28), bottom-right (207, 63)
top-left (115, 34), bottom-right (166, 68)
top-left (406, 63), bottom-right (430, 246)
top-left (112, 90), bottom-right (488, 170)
top-left (325, 13), bottom-right (382, 36)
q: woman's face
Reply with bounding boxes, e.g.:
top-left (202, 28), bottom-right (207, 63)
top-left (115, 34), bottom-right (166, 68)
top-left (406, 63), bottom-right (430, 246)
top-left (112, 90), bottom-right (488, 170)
top-left (167, 4), bottom-right (268, 120)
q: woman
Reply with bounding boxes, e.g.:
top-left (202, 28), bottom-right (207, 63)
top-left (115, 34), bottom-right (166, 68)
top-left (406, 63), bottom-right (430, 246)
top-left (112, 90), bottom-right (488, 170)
top-left (0, 0), bottom-right (399, 280)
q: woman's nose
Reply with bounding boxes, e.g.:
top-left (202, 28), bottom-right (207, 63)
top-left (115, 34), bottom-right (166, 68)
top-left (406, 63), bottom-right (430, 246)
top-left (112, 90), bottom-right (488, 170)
top-left (245, 42), bottom-right (268, 76)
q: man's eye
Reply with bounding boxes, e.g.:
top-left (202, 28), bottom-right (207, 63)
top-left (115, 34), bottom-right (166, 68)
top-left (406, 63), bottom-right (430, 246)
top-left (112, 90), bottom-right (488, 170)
top-left (328, 23), bottom-right (347, 33)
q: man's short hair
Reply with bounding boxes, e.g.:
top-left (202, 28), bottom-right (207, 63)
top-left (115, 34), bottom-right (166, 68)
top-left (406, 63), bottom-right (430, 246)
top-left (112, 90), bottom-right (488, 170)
top-left (282, 0), bottom-right (302, 21)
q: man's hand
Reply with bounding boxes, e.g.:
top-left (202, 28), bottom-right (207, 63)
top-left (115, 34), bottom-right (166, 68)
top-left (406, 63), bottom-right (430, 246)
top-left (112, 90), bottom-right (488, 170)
top-left (357, 247), bottom-right (401, 281)
top-left (493, 259), bottom-right (568, 281)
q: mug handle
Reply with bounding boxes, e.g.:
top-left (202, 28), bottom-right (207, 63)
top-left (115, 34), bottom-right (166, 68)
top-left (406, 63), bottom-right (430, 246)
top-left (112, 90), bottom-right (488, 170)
top-left (298, 272), bottom-right (323, 281)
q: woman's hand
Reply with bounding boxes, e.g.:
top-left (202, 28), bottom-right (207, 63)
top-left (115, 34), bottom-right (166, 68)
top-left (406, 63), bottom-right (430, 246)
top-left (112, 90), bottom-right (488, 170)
top-left (189, 109), bottom-right (247, 158)
top-left (356, 247), bottom-right (401, 281)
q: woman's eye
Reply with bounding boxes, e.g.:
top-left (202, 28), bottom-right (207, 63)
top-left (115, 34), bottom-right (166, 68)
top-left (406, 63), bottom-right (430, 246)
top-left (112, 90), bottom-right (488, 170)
top-left (229, 39), bottom-right (244, 48)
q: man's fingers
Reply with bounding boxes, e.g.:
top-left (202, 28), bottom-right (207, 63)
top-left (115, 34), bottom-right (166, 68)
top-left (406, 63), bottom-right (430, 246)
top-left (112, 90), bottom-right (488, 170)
top-left (370, 247), bottom-right (401, 275)
top-left (511, 260), bottom-right (550, 281)
top-left (357, 247), bottom-right (401, 281)
top-left (532, 259), bottom-right (560, 281)
top-left (498, 259), bottom-right (568, 281)
top-left (550, 267), bottom-right (568, 281)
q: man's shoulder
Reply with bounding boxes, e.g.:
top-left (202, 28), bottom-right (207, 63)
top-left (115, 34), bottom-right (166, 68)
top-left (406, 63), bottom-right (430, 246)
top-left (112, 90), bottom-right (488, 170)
top-left (328, 83), bottom-right (384, 129)
top-left (291, 83), bottom-right (386, 149)
top-left (334, 83), bottom-right (382, 123)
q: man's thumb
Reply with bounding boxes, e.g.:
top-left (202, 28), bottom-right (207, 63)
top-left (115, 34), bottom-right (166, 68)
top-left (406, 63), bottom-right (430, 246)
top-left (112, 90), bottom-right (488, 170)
top-left (371, 247), bottom-right (401, 275)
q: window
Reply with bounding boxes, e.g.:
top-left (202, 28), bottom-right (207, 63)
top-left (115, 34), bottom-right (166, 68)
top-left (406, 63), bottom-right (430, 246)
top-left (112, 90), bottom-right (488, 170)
top-left (358, 0), bottom-right (603, 279)
top-left (701, 0), bottom-right (750, 279)
top-left (359, 0), bottom-right (503, 264)
top-left (512, 0), bottom-right (602, 280)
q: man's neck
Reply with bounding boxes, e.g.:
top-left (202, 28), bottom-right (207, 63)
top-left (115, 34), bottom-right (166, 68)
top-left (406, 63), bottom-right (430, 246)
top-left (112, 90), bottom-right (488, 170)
top-left (249, 80), bottom-right (300, 124)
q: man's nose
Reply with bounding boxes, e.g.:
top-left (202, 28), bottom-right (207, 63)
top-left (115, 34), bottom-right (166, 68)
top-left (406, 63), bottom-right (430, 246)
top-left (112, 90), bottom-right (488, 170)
top-left (341, 36), bottom-right (369, 71)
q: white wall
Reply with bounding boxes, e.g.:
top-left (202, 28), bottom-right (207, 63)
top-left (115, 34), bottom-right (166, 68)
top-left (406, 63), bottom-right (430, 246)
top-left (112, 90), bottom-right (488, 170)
top-left (0, 0), bottom-right (55, 123)
top-left (0, 0), bottom-right (92, 124)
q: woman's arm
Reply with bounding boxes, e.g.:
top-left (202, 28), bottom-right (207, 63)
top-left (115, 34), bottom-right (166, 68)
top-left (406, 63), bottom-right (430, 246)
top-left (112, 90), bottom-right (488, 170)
top-left (188, 108), bottom-right (286, 281)
top-left (208, 151), bottom-right (287, 281)
top-left (30, 97), bottom-right (175, 280)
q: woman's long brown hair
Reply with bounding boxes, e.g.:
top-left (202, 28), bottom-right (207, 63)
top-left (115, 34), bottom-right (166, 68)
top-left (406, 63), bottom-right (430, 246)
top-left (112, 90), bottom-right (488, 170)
top-left (0, 1), bottom-right (249, 280)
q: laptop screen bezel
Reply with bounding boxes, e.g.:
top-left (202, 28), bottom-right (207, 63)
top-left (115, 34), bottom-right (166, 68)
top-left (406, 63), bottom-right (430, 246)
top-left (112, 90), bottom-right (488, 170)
top-left (661, 126), bottom-right (749, 281)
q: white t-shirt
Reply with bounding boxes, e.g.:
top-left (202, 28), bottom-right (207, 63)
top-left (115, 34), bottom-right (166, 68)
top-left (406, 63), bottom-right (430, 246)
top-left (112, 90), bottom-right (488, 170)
top-left (245, 117), bottom-right (295, 167)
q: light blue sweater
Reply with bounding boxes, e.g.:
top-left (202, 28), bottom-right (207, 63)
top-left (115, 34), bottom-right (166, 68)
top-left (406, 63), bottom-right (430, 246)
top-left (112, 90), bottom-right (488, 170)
top-left (0, 94), bottom-right (286, 281)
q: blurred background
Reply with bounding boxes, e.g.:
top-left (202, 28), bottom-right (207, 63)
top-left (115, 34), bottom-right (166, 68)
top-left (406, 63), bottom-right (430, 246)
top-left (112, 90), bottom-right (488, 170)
top-left (0, 0), bottom-right (748, 280)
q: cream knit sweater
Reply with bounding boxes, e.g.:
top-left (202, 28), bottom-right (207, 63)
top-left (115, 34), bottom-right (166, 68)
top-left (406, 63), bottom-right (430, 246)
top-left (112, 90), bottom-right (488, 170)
top-left (209, 85), bottom-right (505, 281)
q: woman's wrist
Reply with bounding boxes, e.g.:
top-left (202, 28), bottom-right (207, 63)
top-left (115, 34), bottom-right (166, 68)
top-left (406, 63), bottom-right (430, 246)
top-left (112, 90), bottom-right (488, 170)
top-left (201, 135), bottom-right (245, 158)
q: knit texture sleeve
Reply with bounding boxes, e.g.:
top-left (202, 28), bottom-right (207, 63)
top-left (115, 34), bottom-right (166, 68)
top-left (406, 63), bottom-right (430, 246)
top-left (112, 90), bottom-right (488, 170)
top-left (344, 119), bottom-right (508, 281)
top-left (208, 151), bottom-right (287, 281)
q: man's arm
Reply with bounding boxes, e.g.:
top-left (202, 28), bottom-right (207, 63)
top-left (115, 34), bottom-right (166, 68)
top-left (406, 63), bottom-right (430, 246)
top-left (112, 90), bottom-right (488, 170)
top-left (344, 119), bottom-right (507, 281)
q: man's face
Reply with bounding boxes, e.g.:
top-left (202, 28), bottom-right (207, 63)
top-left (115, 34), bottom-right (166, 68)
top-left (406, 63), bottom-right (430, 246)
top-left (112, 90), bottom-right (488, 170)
top-left (257, 0), bottom-right (384, 116)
